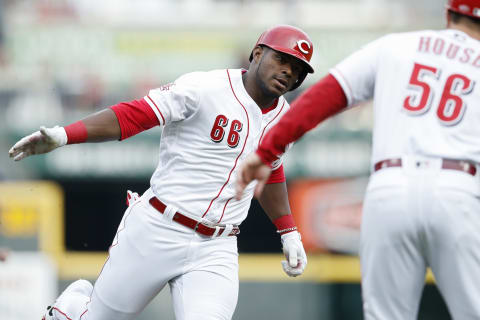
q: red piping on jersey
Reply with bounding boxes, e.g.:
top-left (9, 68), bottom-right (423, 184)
top-left (202, 69), bottom-right (250, 218)
top-left (146, 95), bottom-right (166, 125)
top-left (257, 100), bottom-right (285, 148)
top-left (52, 307), bottom-right (73, 320)
top-left (217, 197), bottom-right (233, 223)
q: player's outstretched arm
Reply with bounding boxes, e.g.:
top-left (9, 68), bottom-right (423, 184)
top-left (9, 108), bottom-right (120, 161)
top-left (235, 152), bottom-right (271, 200)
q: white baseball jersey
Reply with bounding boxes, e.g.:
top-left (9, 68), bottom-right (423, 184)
top-left (144, 69), bottom-right (289, 225)
top-left (330, 28), bottom-right (480, 320)
top-left (330, 29), bottom-right (480, 167)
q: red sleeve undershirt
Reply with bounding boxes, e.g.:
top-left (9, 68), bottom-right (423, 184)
top-left (257, 74), bottom-right (348, 165)
top-left (110, 98), bottom-right (160, 140)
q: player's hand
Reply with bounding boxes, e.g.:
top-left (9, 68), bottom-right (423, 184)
top-left (8, 126), bottom-right (67, 161)
top-left (235, 152), bottom-right (272, 200)
top-left (281, 231), bottom-right (307, 277)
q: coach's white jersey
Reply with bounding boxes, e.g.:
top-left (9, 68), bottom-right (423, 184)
top-left (144, 69), bottom-right (289, 225)
top-left (330, 29), bottom-right (480, 167)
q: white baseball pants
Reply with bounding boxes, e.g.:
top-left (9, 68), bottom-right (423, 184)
top-left (51, 190), bottom-right (239, 320)
top-left (361, 156), bottom-right (480, 320)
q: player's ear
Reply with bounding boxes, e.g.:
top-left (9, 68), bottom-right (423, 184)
top-left (251, 46), bottom-right (265, 63)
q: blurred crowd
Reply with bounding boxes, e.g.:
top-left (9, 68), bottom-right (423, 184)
top-left (0, 0), bottom-right (261, 134)
top-left (0, 1), bottom-right (111, 132)
top-left (0, 0), bottom-right (444, 135)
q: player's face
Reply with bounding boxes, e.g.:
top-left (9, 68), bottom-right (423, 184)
top-left (255, 48), bottom-right (304, 97)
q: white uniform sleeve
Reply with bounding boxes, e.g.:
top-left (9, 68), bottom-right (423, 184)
top-left (144, 73), bottom-right (201, 125)
top-left (330, 35), bottom-right (388, 107)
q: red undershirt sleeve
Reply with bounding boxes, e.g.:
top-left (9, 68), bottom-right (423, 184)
top-left (110, 99), bottom-right (160, 140)
top-left (257, 73), bottom-right (348, 165)
top-left (266, 164), bottom-right (286, 184)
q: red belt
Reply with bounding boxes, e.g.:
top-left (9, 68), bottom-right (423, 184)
top-left (374, 158), bottom-right (477, 176)
top-left (149, 197), bottom-right (240, 237)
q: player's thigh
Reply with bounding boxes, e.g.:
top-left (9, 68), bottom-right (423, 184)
top-left (170, 239), bottom-right (239, 320)
top-left (88, 201), bottom-right (176, 317)
top-left (428, 188), bottom-right (480, 319)
top-left (361, 186), bottom-right (426, 320)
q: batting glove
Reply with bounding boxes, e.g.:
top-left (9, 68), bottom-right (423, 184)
top-left (281, 231), bottom-right (307, 277)
top-left (8, 126), bottom-right (67, 161)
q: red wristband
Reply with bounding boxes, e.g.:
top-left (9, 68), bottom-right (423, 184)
top-left (64, 121), bottom-right (88, 144)
top-left (273, 214), bottom-right (297, 235)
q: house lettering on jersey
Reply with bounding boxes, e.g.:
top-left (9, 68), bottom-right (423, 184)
top-left (417, 36), bottom-right (480, 68)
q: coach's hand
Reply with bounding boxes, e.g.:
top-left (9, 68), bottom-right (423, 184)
top-left (9, 126), bottom-right (67, 161)
top-left (235, 152), bottom-right (272, 200)
top-left (281, 231), bottom-right (307, 277)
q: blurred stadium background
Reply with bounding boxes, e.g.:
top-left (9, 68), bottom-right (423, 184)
top-left (0, 0), bottom-right (452, 319)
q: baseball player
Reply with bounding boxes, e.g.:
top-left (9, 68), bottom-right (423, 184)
top-left (8, 25), bottom-right (312, 320)
top-left (236, 1), bottom-right (480, 319)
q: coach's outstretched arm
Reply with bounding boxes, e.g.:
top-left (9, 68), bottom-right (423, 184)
top-left (259, 181), bottom-right (307, 277)
top-left (236, 74), bottom-right (348, 199)
top-left (9, 99), bottom-right (160, 161)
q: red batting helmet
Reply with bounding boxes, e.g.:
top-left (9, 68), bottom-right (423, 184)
top-left (249, 25), bottom-right (314, 91)
top-left (446, 0), bottom-right (480, 18)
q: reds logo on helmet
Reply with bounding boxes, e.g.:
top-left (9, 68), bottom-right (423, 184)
top-left (447, 0), bottom-right (480, 18)
top-left (249, 25), bottom-right (314, 90)
top-left (296, 40), bottom-right (312, 55)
